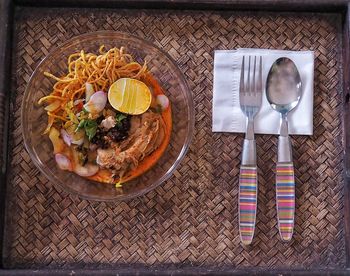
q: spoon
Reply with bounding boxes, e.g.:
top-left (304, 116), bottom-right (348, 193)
top-left (266, 57), bottom-right (302, 242)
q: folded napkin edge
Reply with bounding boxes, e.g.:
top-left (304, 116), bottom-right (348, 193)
top-left (214, 49), bottom-right (315, 56)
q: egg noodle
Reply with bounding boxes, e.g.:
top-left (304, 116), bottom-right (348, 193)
top-left (38, 46), bottom-right (148, 133)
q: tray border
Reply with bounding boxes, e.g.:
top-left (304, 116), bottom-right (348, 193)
top-left (0, 0), bottom-right (14, 273)
top-left (1, 0), bottom-right (350, 274)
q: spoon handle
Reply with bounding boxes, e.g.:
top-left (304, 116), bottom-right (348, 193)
top-left (239, 139), bottom-right (257, 245)
top-left (276, 135), bottom-right (295, 241)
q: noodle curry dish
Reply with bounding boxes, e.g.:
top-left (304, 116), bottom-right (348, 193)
top-left (38, 46), bottom-right (172, 186)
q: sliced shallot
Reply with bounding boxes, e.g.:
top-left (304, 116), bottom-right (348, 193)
top-left (83, 91), bottom-right (107, 114)
top-left (156, 94), bottom-right (169, 111)
top-left (74, 164), bottom-right (99, 177)
top-left (55, 153), bottom-right (72, 171)
top-left (85, 83), bottom-right (95, 102)
top-left (60, 129), bottom-right (72, 146)
top-left (71, 138), bottom-right (84, 146)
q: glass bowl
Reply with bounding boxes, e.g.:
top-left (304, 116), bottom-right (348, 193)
top-left (21, 31), bottom-right (194, 201)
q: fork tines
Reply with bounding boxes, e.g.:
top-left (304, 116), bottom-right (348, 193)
top-left (240, 55), bottom-right (263, 96)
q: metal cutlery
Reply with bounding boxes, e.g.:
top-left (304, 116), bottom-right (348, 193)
top-left (266, 57), bottom-right (302, 241)
top-left (238, 55), bottom-right (263, 245)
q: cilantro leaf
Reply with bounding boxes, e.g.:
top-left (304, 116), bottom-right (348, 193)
top-left (76, 120), bottom-right (86, 131)
top-left (116, 113), bottom-right (127, 122)
top-left (84, 120), bottom-right (98, 140)
top-left (75, 119), bottom-right (98, 140)
top-left (115, 113), bottom-right (128, 127)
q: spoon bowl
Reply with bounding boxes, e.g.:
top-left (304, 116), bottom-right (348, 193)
top-left (266, 57), bottom-right (302, 115)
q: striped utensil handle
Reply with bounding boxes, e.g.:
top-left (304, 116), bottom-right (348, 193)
top-left (276, 162), bottom-right (295, 241)
top-left (239, 165), bottom-right (258, 245)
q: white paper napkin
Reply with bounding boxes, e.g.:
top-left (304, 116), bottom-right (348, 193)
top-left (212, 48), bottom-right (314, 135)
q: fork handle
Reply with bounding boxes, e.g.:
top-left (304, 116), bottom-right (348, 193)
top-left (242, 138), bottom-right (256, 165)
top-left (239, 138), bottom-right (257, 245)
top-left (239, 164), bottom-right (257, 245)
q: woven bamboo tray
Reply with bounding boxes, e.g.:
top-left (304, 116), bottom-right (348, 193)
top-left (1, 1), bottom-right (350, 275)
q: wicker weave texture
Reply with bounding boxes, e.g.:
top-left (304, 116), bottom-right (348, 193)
top-left (3, 8), bottom-right (345, 269)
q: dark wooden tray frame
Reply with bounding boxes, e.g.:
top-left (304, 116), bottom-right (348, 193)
top-left (1, 0), bottom-right (350, 275)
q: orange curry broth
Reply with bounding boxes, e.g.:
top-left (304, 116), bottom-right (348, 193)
top-left (87, 74), bottom-right (172, 184)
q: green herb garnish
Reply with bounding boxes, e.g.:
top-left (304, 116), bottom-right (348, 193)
top-left (115, 113), bottom-right (127, 127)
top-left (76, 119), bottom-right (98, 140)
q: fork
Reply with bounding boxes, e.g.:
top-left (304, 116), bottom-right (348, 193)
top-left (238, 56), bottom-right (263, 245)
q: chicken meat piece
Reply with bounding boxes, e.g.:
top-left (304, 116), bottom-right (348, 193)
top-left (100, 116), bottom-right (116, 130)
top-left (96, 111), bottom-right (165, 175)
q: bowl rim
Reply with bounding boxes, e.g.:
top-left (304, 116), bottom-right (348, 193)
top-left (21, 30), bottom-right (194, 202)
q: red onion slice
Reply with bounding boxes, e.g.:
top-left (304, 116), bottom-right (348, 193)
top-left (156, 94), bottom-right (169, 111)
top-left (60, 129), bottom-right (72, 146)
top-left (74, 164), bottom-right (99, 177)
top-left (85, 83), bottom-right (95, 102)
top-left (55, 153), bottom-right (72, 171)
top-left (71, 138), bottom-right (84, 146)
top-left (83, 91), bottom-right (107, 114)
